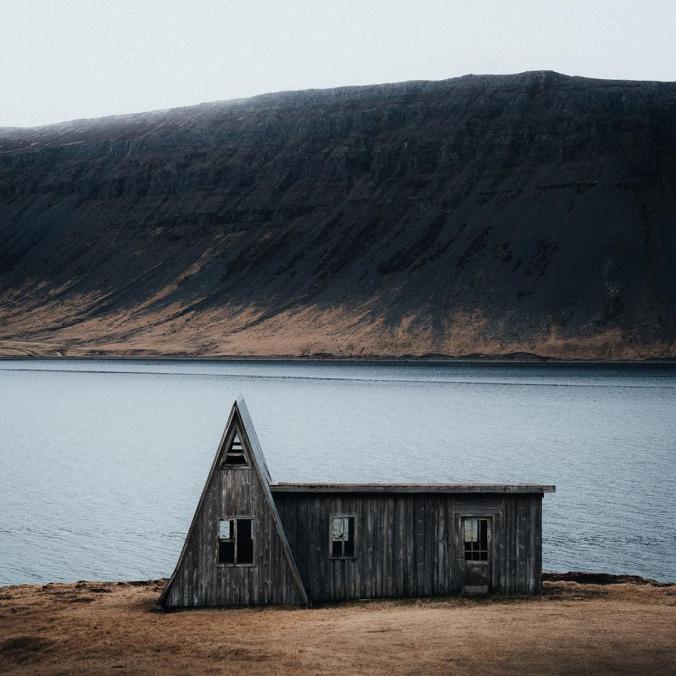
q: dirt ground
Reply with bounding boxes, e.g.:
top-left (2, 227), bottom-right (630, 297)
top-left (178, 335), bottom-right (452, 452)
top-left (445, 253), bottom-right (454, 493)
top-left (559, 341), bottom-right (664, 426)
top-left (0, 579), bottom-right (674, 675)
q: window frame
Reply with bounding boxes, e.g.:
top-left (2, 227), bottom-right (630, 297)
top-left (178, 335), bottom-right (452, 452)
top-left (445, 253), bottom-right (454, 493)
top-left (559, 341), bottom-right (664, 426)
top-left (458, 513), bottom-right (494, 565)
top-left (463, 517), bottom-right (489, 561)
top-left (329, 513), bottom-right (357, 560)
top-left (219, 428), bottom-right (250, 470)
top-left (217, 516), bottom-right (255, 567)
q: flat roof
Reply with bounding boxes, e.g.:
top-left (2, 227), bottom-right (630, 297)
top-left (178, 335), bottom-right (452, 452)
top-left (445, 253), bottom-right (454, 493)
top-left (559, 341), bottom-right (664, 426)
top-left (270, 483), bottom-right (556, 494)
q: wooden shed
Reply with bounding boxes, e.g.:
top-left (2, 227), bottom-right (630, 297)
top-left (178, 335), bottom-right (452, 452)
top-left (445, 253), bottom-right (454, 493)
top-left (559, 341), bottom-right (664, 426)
top-left (159, 399), bottom-right (555, 608)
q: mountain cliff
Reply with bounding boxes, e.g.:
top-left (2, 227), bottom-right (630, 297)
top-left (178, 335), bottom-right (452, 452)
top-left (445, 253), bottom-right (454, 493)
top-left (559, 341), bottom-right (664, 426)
top-left (1, 71), bottom-right (675, 359)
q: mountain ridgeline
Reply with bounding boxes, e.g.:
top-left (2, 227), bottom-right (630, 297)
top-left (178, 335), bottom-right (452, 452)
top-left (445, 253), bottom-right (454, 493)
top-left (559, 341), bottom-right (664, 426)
top-left (0, 71), bottom-right (674, 359)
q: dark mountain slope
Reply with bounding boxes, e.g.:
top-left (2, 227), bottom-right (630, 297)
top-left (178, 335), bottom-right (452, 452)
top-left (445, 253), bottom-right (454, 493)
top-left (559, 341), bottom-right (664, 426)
top-left (0, 71), bottom-right (674, 358)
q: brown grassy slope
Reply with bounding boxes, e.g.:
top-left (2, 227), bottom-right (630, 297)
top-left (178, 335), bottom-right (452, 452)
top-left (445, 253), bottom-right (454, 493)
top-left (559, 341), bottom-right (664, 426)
top-left (0, 580), bottom-right (674, 675)
top-left (3, 305), bottom-right (672, 360)
top-left (2, 72), bottom-right (676, 360)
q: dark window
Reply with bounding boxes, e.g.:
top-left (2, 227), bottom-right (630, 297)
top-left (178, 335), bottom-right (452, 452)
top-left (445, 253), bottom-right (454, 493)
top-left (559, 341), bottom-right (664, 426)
top-left (464, 518), bottom-right (489, 561)
top-left (218, 518), bottom-right (254, 565)
top-left (237, 518), bottom-right (254, 564)
top-left (330, 515), bottom-right (355, 558)
top-left (221, 432), bottom-right (248, 467)
top-left (219, 539), bottom-right (235, 564)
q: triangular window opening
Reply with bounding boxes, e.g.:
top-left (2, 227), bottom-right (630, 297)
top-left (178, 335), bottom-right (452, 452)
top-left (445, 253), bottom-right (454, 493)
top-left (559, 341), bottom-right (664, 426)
top-left (221, 431), bottom-right (249, 467)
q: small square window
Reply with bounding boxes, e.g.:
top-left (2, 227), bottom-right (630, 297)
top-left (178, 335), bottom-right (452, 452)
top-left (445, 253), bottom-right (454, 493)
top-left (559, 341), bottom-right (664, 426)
top-left (330, 515), bottom-right (355, 558)
top-left (218, 517), bottom-right (254, 565)
top-left (464, 518), bottom-right (489, 561)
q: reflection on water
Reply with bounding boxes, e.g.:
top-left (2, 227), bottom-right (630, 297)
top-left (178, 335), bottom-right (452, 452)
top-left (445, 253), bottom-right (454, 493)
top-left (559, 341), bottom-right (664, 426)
top-left (0, 359), bottom-right (674, 584)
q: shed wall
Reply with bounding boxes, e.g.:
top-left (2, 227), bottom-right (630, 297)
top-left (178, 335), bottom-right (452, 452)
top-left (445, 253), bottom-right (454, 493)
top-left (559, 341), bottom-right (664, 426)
top-left (274, 492), bottom-right (542, 602)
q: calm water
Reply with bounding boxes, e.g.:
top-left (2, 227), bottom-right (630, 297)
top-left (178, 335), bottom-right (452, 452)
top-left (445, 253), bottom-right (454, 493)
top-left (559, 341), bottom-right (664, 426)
top-left (1, 359), bottom-right (674, 585)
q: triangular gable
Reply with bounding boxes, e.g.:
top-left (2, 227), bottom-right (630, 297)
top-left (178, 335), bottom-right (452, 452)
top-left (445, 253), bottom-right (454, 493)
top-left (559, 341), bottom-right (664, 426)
top-left (159, 398), bottom-right (308, 607)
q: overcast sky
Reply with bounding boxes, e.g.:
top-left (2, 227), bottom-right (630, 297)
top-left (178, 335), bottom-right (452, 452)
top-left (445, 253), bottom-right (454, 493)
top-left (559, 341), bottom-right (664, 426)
top-left (1, 0), bottom-right (675, 127)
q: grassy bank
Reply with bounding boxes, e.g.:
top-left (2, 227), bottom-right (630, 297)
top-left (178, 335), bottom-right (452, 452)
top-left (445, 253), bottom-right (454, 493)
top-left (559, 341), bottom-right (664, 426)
top-left (0, 578), bottom-right (674, 674)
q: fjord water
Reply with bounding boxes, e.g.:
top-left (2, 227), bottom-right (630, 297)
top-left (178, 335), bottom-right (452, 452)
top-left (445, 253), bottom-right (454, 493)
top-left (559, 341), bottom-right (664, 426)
top-left (0, 359), bottom-right (674, 586)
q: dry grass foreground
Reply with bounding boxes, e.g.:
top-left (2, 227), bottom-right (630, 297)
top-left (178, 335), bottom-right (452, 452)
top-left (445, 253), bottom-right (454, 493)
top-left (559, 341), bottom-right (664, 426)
top-left (0, 579), bottom-right (674, 675)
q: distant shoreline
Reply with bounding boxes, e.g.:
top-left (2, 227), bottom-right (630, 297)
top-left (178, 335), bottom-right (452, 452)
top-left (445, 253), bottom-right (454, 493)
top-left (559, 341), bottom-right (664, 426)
top-left (1, 353), bottom-right (675, 366)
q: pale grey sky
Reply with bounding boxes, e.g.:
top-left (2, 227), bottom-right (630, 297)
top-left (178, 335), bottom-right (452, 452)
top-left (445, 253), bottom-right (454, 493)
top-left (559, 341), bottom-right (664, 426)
top-left (1, 0), bottom-right (674, 128)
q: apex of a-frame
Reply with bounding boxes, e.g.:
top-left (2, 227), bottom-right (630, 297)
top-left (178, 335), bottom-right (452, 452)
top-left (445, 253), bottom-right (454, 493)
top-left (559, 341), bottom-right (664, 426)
top-left (231, 398), bottom-right (271, 482)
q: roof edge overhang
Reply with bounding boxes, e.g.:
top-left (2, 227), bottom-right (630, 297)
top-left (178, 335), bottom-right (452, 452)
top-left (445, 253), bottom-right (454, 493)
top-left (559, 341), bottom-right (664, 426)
top-left (270, 483), bottom-right (556, 494)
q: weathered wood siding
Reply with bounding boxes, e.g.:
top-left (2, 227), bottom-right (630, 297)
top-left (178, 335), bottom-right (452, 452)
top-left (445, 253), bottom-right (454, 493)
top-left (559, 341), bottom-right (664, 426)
top-left (163, 466), bottom-right (306, 607)
top-left (274, 492), bottom-right (543, 602)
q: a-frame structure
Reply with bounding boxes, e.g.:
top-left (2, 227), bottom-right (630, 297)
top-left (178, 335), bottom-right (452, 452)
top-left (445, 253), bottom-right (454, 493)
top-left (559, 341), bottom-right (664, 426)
top-left (159, 399), bottom-right (308, 608)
